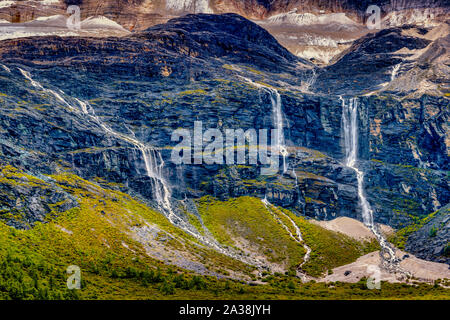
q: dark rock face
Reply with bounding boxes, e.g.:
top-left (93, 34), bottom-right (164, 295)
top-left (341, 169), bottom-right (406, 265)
top-left (358, 94), bottom-right (449, 226)
top-left (405, 204), bottom-right (450, 264)
top-left (139, 13), bottom-right (302, 68)
top-left (0, 167), bottom-right (78, 229)
top-left (0, 14), bottom-right (448, 264)
top-left (314, 27), bottom-right (432, 96)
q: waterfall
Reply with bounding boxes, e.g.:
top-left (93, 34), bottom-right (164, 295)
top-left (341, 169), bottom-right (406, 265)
top-left (19, 68), bottom-right (76, 111)
top-left (139, 146), bottom-right (176, 223)
top-left (262, 197), bottom-right (311, 280)
top-left (266, 87), bottom-right (288, 173)
top-left (73, 100), bottom-right (183, 228)
top-left (303, 68), bottom-right (317, 92)
top-left (18, 67), bottom-right (272, 265)
top-left (239, 77), bottom-right (288, 173)
top-left (18, 68), bottom-right (181, 227)
top-left (292, 167), bottom-right (298, 186)
top-left (390, 63), bottom-right (401, 82)
top-left (341, 97), bottom-right (408, 273)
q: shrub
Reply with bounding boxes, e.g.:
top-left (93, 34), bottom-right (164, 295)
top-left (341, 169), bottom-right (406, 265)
top-left (159, 280), bottom-right (175, 295)
top-left (429, 226), bottom-right (437, 237)
top-left (443, 244), bottom-right (450, 257)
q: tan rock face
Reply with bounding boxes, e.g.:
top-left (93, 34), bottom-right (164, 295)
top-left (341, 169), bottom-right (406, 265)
top-left (0, 0), bottom-right (169, 30)
top-left (0, 2), bottom-right (64, 23)
top-left (0, 1), bottom-right (446, 66)
top-left (311, 216), bottom-right (394, 241)
top-left (1, 1), bottom-right (448, 27)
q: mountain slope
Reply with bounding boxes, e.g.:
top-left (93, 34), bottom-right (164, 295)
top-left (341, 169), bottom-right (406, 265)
top-left (0, 12), bottom-right (447, 239)
top-left (0, 13), bottom-right (448, 299)
top-left (0, 164), bottom-right (392, 299)
top-left (1, 0), bottom-right (448, 65)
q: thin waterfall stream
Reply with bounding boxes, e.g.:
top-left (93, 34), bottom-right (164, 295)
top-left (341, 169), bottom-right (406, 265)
top-left (267, 87), bottom-right (288, 174)
top-left (19, 67), bottom-right (180, 225)
top-left (391, 63), bottom-right (401, 82)
top-left (341, 96), bottom-right (410, 276)
top-left (240, 77), bottom-right (288, 173)
top-left (262, 197), bottom-right (311, 281)
top-left (18, 68), bottom-right (266, 262)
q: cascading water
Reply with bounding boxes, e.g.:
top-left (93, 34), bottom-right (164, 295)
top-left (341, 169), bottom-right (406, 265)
top-left (73, 100), bottom-right (198, 234)
top-left (390, 63), bottom-right (401, 82)
top-left (19, 69), bottom-right (194, 232)
top-left (1, 63), bottom-right (11, 73)
top-left (341, 97), bottom-right (409, 275)
top-left (303, 68), bottom-right (317, 92)
top-left (18, 67), bottom-right (270, 265)
top-left (292, 167), bottom-right (298, 186)
top-left (341, 97), bottom-right (375, 226)
top-left (240, 77), bottom-right (288, 173)
top-left (266, 87), bottom-right (288, 173)
top-left (262, 197), bottom-right (311, 280)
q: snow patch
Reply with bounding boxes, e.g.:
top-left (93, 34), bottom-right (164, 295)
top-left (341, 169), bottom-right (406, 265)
top-left (0, 1), bottom-right (15, 9)
top-left (295, 46), bottom-right (344, 64)
top-left (0, 28), bottom-right (78, 41)
top-left (39, 0), bottom-right (60, 5)
top-left (35, 14), bottom-right (65, 22)
top-left (0, 15), bottom-right (129, 40)
top-left (296, 34), bottom-right (351, 48)
top-left (383, 8), bottom-right (441, 28)
top-left (81, 16), bottom-right (128, 31)
top-left (166, 0), bottom-right (212, 14)
top-left (266, 11), bottom-right (357, 27)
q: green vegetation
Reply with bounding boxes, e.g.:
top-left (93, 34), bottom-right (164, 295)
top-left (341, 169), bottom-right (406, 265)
top-left (0, 167), bottom-right (252, 299)
top-left (196, 196), bottom-right (379, 277)
top-left (390, 209), bottom-right (443, 249)
top-left (279, 208), bottom-right (379, 277)
top-left (177, 89), bottom-right (208, 96)
top-left (184, 211), bottom-right (205, 236)
top-left (0, 167), bottom-right (448, 300)
top-left (429, 226), bottom-right (437, 237)
top-left (196, 196), bottom-right (306, 268)
top-left (444, 244), bottom-right (450, 257)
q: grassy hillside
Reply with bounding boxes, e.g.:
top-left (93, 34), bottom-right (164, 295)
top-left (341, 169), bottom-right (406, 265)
top-left (196, 196), bottom-right (379, 277)
top-left (0, 166), bottom-right (448, 299)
